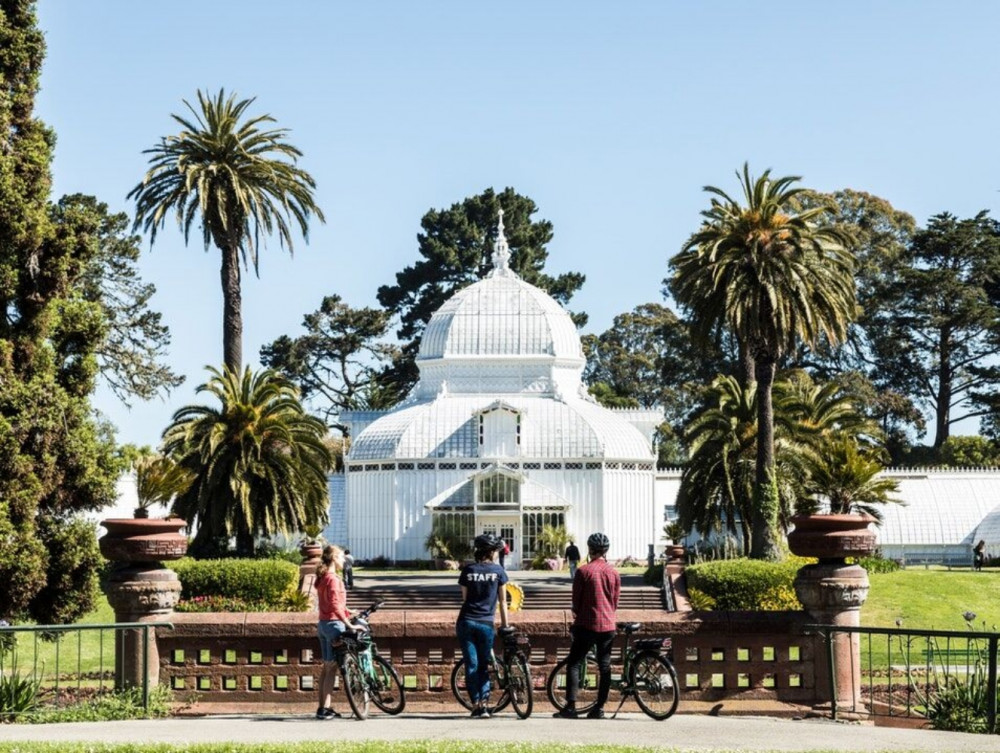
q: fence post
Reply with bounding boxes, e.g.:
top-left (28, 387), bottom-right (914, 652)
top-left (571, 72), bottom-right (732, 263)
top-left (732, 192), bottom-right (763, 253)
top-left (989, 635), bottom-right (998, 734)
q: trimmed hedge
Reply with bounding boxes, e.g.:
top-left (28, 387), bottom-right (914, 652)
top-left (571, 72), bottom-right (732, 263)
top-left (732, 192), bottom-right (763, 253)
top-left (172, 558), bottom-right (299, 606)
top-left (684, 557), bottom-right (813, 611)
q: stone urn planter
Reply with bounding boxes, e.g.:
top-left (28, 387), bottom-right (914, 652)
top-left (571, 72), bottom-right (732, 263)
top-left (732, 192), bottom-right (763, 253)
top-left (788, 513), bottom-right (878, 713)
top-left (787, 513), bottom-right (877, 563)
top-left (99, 517), bottom-right (188, 564)
top-left (99, 517), bottom-right (187, 692)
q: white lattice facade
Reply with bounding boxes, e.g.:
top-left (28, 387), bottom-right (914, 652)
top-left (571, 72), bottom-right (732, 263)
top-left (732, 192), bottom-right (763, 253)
top-left (342, 212), bottom-right (662, 567)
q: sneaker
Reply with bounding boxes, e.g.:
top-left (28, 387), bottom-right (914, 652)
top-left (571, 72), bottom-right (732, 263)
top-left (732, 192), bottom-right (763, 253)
top-left (552, 706), bottom-right (578, 719)
top-left (586, 708), bottom-right (605, 720)
top-left (316, 707), bottom-right (341, 719)
top-left (479, 707), bottom-right (491, 719)
top-left (470, 706), bottom-right (484, 718)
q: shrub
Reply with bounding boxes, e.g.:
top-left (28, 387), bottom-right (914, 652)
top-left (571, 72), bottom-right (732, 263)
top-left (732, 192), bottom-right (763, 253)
top-left (855, 552), bottom-right (900, 574)
top-left (172, 558), bottom-right (298, 607)
top-left (643, 563), bottom-right (664, 586)
top-left (685, 557), bottom-right (811, 611)
top-left (685, 586), bottom-right (716, 610)
top-left (0, 659), bottom-right (42, 720)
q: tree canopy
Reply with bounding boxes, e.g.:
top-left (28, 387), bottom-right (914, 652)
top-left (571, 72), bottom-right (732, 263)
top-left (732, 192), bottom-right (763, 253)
top-left (0, 0), bottom-right (119, 624)
top-left (260, 294), bottom-right (400, 433)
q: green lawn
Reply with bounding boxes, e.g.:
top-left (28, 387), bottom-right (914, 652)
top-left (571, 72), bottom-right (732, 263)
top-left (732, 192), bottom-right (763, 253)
top-left (7, 595), bottom-right (121, 683)
top-left (864, 569), bottom-right (1000, 631)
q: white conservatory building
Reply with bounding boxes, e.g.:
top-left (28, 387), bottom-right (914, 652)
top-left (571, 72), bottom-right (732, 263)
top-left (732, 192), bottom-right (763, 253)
top-left (340, 212), bottom-right (663, 568)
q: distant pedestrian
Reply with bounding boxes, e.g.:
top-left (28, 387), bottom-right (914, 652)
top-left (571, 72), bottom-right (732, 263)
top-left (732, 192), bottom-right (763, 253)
top-left (974, 540), bottom-right (986, 571)
top-left (498, 538), bottom-right (509, 569)
top-left (565, 540), bottom-right (581, 578)
top-left (343, 549), bottom-right (355, 589)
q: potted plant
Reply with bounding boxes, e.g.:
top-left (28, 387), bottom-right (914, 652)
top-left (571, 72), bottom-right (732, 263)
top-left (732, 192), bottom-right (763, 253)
top-left (99, 453), bottom-right (193, 565)
top-left (789, 434), bottom-right (899, 561)
top-left (535, 524), bottom-right (570, 569)
top-left (299, 524), bottom-right (325, 561)
top-left (663, 521), bottom-right (687, 560)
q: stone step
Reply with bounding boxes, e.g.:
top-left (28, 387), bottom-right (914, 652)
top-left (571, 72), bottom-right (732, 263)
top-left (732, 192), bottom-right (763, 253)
top-left (346, 586), bottom-right (665, 611)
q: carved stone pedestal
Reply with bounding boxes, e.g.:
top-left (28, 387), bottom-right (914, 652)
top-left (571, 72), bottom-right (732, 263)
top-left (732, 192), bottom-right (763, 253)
top-left (104, 566), bottom-right (181, 691)
top-left (788, 514), bottom-right (877, 713)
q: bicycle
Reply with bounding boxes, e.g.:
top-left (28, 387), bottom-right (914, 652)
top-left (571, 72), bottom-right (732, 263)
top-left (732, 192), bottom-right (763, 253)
top-left (336, 601), bottom-right (406, 720)
top-left (546, 621), bottom-right (679, 720)
top-left (450, 626), bottom-right (534, 718)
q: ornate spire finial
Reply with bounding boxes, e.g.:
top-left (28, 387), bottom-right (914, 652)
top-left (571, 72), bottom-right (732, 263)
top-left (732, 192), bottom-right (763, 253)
top-left (491, 207), bottom-right (511, 275)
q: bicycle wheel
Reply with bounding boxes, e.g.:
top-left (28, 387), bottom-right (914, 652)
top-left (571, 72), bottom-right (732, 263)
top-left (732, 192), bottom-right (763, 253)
top-left (506, 657), bottom-right (533, 719)
top-left (341, 652), bottom-right (370, 720)
top-left (450, 658), bottom-right (511, 713)
top-left (370, 655), bottom-right (406, 715)
top-left (545, 654), bottom-right (600, 714)
top-left (629, 652), bottom-right (679, 721)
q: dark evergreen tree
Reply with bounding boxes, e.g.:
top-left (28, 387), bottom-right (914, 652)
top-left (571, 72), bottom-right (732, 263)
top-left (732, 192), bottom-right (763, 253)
top-left (260, 294), bottom-right (400, 434)
top-left (0, 0), bottom-right (119, 623)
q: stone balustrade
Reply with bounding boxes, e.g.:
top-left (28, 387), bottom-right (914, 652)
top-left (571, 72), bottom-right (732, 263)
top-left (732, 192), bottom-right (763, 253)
top-left (158, 608), bottom-right (820, 708)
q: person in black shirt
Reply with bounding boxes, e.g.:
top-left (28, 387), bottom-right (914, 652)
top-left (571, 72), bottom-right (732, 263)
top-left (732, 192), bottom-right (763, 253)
top-left (456, 533), bottom-right (509, 717)
top-left (565, 540), bottom-right (581, 578)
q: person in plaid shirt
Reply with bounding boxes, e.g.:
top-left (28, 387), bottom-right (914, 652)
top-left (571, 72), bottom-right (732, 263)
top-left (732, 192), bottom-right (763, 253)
top-left (553, 532), bottom-right (620, 719)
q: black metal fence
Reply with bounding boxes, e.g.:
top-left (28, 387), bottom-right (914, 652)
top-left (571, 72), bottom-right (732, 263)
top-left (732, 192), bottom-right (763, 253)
top-left (0, 621), bottom-right (172, 718)
top-left (808, 623), bottom-right (1000, 733)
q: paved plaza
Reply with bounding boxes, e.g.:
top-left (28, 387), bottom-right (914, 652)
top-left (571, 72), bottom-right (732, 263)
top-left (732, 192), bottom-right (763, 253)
top-left (1, 712), bottom-right (999, 752)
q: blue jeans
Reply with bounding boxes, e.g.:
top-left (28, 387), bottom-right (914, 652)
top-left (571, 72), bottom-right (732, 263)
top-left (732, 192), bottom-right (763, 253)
top-left (456, 618), bottom-right (495, 704)
top-left (317, 620), bottom-right (346, 662)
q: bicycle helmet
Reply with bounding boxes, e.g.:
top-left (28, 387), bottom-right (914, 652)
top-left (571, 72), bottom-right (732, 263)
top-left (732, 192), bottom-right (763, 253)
top-left (474, 533), bottom-right (503, 552)
top-left (587, 532), bottom-right (610, 554)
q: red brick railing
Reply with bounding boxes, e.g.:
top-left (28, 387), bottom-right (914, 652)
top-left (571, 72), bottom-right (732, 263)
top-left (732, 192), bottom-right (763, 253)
top-left (158, 609), bottom-right (821, 708)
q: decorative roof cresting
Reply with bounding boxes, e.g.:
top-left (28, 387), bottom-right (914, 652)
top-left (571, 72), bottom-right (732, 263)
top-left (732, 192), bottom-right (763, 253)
top-left (489, 208), bottom-right (512, 276)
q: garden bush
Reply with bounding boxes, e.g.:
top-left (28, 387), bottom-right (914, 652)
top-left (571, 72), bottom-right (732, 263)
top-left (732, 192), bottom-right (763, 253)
top-left (855, 552), bottom-right (900, 574)
top-left (642, 563), bottom-right (664, 586)
top-left (172, 558), bottom-right (298, 607)
top-left (684, 557), bottom-right (811, 610)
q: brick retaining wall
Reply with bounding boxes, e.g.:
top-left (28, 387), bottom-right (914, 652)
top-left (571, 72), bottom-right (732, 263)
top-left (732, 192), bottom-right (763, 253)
top-left (158, 609), bottom-right (822, 708)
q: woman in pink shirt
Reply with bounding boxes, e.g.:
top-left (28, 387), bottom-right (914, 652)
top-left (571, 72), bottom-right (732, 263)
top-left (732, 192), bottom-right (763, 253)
top-left (315, 544), bottom-right (358, 719)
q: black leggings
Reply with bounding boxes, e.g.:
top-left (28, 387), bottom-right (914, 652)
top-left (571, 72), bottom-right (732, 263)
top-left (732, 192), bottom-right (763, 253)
top-left (565, 626), bottom-right (616, 708)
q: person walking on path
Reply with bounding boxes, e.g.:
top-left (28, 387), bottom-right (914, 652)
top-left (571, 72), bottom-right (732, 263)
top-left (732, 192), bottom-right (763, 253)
top-left (315, 545), bottom-right (362, 720)
top-left (553, 531), bottom-right (620, 720)
top-left (456, 533), bottom-right (510, 718)
top-left (975, 540), bottom-right (986, 571)
top-left (498, 538), bottom-right (509, 569)
top-left (343, 549), bottom-right (355, 589)
top-left (564, 540), bottom-right (581, 578)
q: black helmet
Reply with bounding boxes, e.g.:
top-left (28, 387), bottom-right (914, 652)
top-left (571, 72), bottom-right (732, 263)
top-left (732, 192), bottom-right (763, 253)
top-left (587, 532), bottom-right (610, 553)
top-left (474, 533), bottom-right (503, 552)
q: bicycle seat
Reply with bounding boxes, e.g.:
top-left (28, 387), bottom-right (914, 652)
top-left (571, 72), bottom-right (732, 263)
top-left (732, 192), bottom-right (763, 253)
top-left (617, 622), bottom-right (642, 634)
top-left (498, 626), bottom-right (517, 636)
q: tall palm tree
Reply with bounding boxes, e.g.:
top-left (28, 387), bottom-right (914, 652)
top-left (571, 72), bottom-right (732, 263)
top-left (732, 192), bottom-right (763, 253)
top-left (128, 89), bottom-right (325, 373)
top-left (164, 366), bottom-right (332, 556)
top-left (671, 164), bottom-right (856, 559)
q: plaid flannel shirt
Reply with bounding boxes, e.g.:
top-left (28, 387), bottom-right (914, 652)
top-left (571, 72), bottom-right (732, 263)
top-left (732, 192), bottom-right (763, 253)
top-left (571, 557), bottom-right (620, 632)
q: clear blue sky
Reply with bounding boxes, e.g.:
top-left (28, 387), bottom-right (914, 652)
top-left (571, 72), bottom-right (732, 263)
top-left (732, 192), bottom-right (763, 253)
top-left (35, 1), bottom-right (1000, 448)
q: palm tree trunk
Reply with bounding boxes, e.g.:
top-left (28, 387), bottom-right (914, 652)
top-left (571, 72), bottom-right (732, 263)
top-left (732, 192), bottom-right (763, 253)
top-left (221, 242), bottom-right (243, 374)
top-left (750, 356), bottom-right (780, 560)
top-left (739, 340), bottom-right (756, 389)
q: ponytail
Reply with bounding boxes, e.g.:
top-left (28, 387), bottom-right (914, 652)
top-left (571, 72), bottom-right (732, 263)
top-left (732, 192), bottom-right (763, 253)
top-left (315, 544), bottom-right (344, 578)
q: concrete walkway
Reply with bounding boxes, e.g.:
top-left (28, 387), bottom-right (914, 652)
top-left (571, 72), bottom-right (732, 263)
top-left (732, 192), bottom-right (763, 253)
top-left (1, 713), bottom-right (999, 752)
